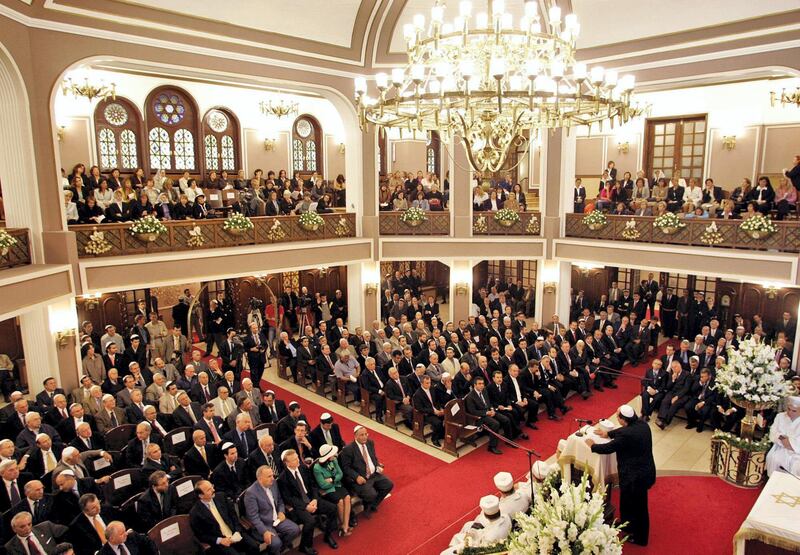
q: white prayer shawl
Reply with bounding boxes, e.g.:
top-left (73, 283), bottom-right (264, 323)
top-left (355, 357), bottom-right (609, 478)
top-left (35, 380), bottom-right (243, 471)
top-left (766, 412), bottom-right (800, 476)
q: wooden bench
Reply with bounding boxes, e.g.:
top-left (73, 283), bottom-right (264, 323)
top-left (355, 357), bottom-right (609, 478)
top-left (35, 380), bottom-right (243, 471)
top-left (277, 354), bottom-right (289, 381)
top-left (359, 386), bottom-right (374, 418)
top-left (384, 398), bottom-right (399, 430)
top-left (411, 408), bottom-right (430, 443)
top-left (442, 399), bottom-right (481, 457)
top-left (336, 378), bottom-right (358, 407)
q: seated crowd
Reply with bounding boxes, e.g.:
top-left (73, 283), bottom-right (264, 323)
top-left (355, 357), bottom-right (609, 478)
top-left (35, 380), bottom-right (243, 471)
top-left (61, 163), bottom-right (346, 225)
top-left (379, 170), bottom-right (448, 211)
top-left (471, 171), bottom-right (529, 212)
top-left (574, 156), bottom-right (800, 220)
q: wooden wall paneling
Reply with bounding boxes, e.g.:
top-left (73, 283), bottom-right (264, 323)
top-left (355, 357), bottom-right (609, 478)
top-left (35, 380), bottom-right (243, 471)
top-left (716, 281), bottom-right (741, 329)
top-left (473, 261), bottom-right (489, 289)
top-left (571, 267), bottom-right (610, 305)
top-left (0, 318), bottom-right (23, 361)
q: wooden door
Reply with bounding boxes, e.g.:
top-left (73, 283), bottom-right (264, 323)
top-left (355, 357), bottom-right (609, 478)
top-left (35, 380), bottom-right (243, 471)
top-left (645, 115), bottom-right (707, 182)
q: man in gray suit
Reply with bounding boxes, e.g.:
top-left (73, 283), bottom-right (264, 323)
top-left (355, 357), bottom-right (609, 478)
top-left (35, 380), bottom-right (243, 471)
top-left (5, 511), bottom-right (67, 554)
top-left (243, 466), bottom-right (300, 555)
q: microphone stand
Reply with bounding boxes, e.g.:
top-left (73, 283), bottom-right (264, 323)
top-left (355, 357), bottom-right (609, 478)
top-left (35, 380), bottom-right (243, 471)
top-left (480, 424), bottom-right (540, 502)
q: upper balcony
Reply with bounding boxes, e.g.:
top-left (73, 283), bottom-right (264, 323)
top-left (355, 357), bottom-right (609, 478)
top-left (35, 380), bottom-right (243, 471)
top-left (379, 211), bottom-right (451, 236)
top-left (472, 212), bottom-right (542, 236)
top-left (0, 228), bottom-right (32, 269)
top-left (564, 213), bottom-right (800, 253)
top-left (71, 213), bottom-right (357, 258)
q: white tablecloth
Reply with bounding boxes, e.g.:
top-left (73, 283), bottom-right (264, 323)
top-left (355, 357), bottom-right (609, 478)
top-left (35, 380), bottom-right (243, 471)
top-left (557, 425), bottom-right (618, 487)
top-left (734, 471), bottom-right (800, 555)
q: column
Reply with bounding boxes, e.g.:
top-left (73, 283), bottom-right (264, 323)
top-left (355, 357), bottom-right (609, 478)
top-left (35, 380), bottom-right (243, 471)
top-left (346, 262), bottom-right (364, 330)
top-left (540, 129), bottom-right (576, 255)
top-left (359, 261), bottom-right (380, 329)
top-left (360, 127), bottom-right (378, 240)
top-left (19, 298), bottom-right (80, 394)
top-left (537, 260), bottom-right (572, 323)
top-left (449, 259), bottom-right (472, 322)
top-left (451, 138), bottom-right (471, 237)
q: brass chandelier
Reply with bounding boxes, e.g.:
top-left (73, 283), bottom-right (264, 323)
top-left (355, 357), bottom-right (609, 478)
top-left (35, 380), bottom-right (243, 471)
top-left (770, 87), bottom-right (800, 108)
top-left (259, 98), bottom-right (299, 119)
top-left (354, 0), bottom-right (640, 174)
top-left (61, 73), bottom-right (116, 102)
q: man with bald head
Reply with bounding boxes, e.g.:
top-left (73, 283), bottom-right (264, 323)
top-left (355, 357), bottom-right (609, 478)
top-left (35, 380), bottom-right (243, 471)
top-left (5, 510), bottom-right (67, 555)
top-left (190, 479), bottom-right (259, 554)
top-left (182, 429), bottom-right (220, 479)
top-left (98, 520), bottom-right (157, 554)
top-left (9, 479), bottom-right (52, 524)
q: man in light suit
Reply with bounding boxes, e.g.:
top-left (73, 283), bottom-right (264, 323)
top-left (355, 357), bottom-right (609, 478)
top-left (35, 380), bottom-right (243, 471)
top-left (243, 465), bottom-right (300, 555)
top-left (5, 511), bottom-right (67, 555)
top-left (95, 394), bottom-right (127, 434)
top-left (211, 386), bottom-right (237, 422)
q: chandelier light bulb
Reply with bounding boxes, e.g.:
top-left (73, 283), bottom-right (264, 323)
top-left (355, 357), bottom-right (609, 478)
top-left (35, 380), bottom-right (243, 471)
top-left (532, 22), bottom-right (542, 33)
top-left (443, 76), bottom-right (457, 91)
top-left (442, 23), bottom-right (454, 34)
top-left (375, 73), bottom-right (389, 89)
top-left (524, 1), bottom-right (538, 18)
top-left (435, 61), bottom-right (451, 78)
top-left (403, 23), bottom-right (415, 41)
top-left (431, 6), bottom-right (444, 24)
top-left (590, 66), bottom-right (604, 84)
top-left (429, 80), bottom-right (441, 94)
top-left (476, 12), bottom-right (489, 28)
top-left (573, 62), bottom-right (587, 80)
top-left (510, 75), bottom-right (524, 90)
top-left (519, 15), bottom-right (530, 30)
top-left (413, 14), bottom-right (425, 30)
top-left (525, 59), bottom-right (541, 77)
top-left (492, 0), bottom-right (505, 16)
top-left (564, 14), bottom-right (578, 30)
top-left (459, 59), bottom-right (475, 79)
top-left (549, 6), bottom-right (561, 24)
top-left (354, 77), bottom-right (367, 95)
top-left (551, 60), bottom-right (565, 78)
top-left (605, 70), bottom-right (618, 86)
top-left (490, 57), bottom-right (506, 78)
top-left (501, 13), bottom-right (513, 30)
top-left (391, 68), bottom-right (405, 85)
top-left (411, 64), bottom-right (425, 81)
top-left (459, 1), bottom-right (472, 17)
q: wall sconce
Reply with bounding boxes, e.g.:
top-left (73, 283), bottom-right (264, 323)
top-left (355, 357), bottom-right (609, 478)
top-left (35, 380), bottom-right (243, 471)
top-left (617, 141), bottom-right (629, 154)
top-left (543, 282), bottom-right (557, 294)
top-left (338, 143), bottom-right (346, 154)
top-left (763, 283), bottom-right (780, 300)
top-left (455, 282), bottom-right (469, 296)
top-left (57, 126), bottom-right (66, 142)
top-left (364, 283), bottom-right (378, 295)
top-left (55, 328), bottom-right (77, 349)
top-left (263, 138), bottom-right (276, 151)
top-left (721, 135), bottom-right (736, 151)
top-left (82, 293), bottom-right (102, 311)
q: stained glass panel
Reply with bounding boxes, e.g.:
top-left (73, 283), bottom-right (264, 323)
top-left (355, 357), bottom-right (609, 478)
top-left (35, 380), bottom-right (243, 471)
top-left (153, 93), bottom-right (185, 125)
top-left (426, 147), bottom-right (435, 174)
top-left (204, 135), bottom-right (219, 171)
top-left (98, 128), bottom-right (117, 169)
top-left (221, 135), bottom-right (235, 171)
top-left (174, 129), bottom-right (195, 170)
top-left (148, 127), bottom-right (170, 170)
top-left (120, 129), bottom-right (138, 169)
top-left (292, 139), bottom-right (304, 171)
top-left (305, 140), bottom-right (317, 171)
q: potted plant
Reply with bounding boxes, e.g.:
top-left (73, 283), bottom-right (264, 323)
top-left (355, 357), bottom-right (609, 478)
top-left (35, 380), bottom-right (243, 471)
top-left (223, 212), bottom-right (254, 236)
top-left (652, 212), bottom-right (686, 235)
top-left (400, 207), bottom-right (428, 227)
top-left (0, 229), bottom-right (19, 256)
top-left (739, 214), bottom-right (777, 240)
top-left (581, 210), bottom-right (608, 231)
top-left (128, 215), bottom-right (167, 242)
top-left (298, 211), bottom-right (324, 232)
top-left (493, 208), bottom-right (521, 227)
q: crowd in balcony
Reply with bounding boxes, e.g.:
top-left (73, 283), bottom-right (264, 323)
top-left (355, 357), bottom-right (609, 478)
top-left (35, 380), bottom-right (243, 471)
top-left (62, 163), bottom-right (346, 225)
top-left (378, 171), bottom-right (448, 211)
top-left (574, 156), bottom-right (800, 220)
top-left (472, 172), bottom-right (529, 212)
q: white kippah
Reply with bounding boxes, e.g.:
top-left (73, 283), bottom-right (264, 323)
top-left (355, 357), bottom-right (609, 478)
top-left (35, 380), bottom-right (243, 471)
top-left (479, 495), bottom-right (500, 514)
top-left (598, 419), bottom-right (615, 431)
top-left (493, 472), bottom-right (514, 492)
top-left (619, 405), bottom-right (635, 418)
top-left (530, 461), bottom-right (551, 481)
top-left (788, 396), bottom-right (800, 408)
top-left (353, 425), bottom-right (365, 434)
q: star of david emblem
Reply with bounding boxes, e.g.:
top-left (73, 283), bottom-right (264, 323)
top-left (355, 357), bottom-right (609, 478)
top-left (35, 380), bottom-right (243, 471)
top-left (772, 492), bottom-right (800, 508)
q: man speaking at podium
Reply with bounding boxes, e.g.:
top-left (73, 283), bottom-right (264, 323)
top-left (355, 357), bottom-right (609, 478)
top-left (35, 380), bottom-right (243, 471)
top-left (586, 404), bottom-right (655, 546)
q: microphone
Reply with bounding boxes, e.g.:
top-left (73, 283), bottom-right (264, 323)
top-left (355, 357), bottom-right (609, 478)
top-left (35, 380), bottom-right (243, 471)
top-left (575, 418), bottom-right (593, 424)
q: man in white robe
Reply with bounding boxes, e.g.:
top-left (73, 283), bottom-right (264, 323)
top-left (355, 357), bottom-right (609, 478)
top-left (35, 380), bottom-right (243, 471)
top-left (766, 396), bottom-right (800, 476)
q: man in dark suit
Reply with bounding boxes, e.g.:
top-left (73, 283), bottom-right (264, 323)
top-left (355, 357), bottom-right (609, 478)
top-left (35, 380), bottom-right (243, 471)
top-left (66, 493), bottom-right (114, 555)
top-left (655, 361), bottom-right (692, 429)
top-left (684, 369), bottom-right (717, 432)
top-left (24, 435), bottom-right (64, 479)
top-left (274, 402), bottom-right (304, 444)
top-left (98, 521), bottom-right (158, 555)
top-left (411, 376), bottom-right (445, 447)
top-left (244, 323), bottom-right (268, 387)
top-left (338, 426), bottom-right (393, 516)
top-left (277, 422), bottom-right (314, 464)
top-left (210, 442), bottom-right (247, 501)
top-left (172, 391), bottom-right (204, 428)
top-left (660, 288), bottom-right (678, 338)
top-left (277, 449), bottom-right (339, 553)
top-left (218, 328), bottom-right (242, 377)
top-left (259, 391), bottom-right (288, 425)
top-left (10, 479), bottom-right (53, 525)
top-left (308, 413), bottom-right (345, 458)
top-left (246, 435), bottom-right (283, 482)
top-left (141, 443), bottom-right (182, 481)
top-left (640, 359), bottom-right (668, 421)
top-left (137, 470), bottom-right (177, 531)
top-left (0, 459), bottom-right (31, 513)
top-left (125, 422), bottom-right (162, 468)
top-left (360, 358), bottom-right (386, 424)
top-left (588, 405), bottom-right (655, 546)
top-left (50, 470), bottom-right (98, 525)
top-left (190, 479), bottom-right (260, 554)
top-left (5, 511), bottom-right (67, 555)
top-left (195, 403), bottom-right (227, 445)
top-left (183, 429), bottom-right (220, 479)
top-left (223, 414), bottom-right (258, 460)
top-left (35, 378), bottom-right (66, 410)
top-left (190, 372), bottom-right (218, 405)
top-left (385, 367), bottom-right (414, 428)
top-left (465, 376), bottom-right (509, 455)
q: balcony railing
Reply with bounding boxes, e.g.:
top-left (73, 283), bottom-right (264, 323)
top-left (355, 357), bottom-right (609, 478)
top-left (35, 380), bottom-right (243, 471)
top-left (0, 228), bottom-right (32, 269)
top-left (564, 213), bottom-right (800, 253)
top-left (71, 213), bottom-right (357, 258)
top-left (379, 211), bottom-right (451, 236)
top-left (472, 211), bottom-right (542, 236)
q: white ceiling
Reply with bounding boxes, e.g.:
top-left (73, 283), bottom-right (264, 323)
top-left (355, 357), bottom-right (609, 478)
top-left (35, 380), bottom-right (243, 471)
top-left (388, 0), bottom-right (800, 53)
top-left (120, 0), bottom-right (363, 48)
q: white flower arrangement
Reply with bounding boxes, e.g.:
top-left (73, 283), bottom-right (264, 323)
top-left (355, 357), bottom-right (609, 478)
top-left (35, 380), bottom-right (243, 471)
top-left (0, 228), bottom-right (20, 255)
top-left (128, 215), bottom-right (167, 237)
top-left (507, 475), bottom-right (625, 555)
top-left (400, 207), bottom-right (428, 224)
top-left (525, 216), bottom-right (540, 235)
top-left (266, 219), bottom-right (286, 241)
top-left (620, 219), bottom-right (640, 240)
top-left (714, 337), bottom-right (787, 405)
top-left (223, 212), bottom-right (254, 232)
top-left (739, 214), bottom-right (777, 237)
top-left (187, 226), bottom-right (205, 247)
top-left (298, 211), bottom-right (324, 230)
top-left (474, 215), bottom-right (488, 233)
top-left (84, 228), bottom-right (112, 255)
top-left (700, 221), bottom-right (724, 245)
top-left (652, 212), bottom-right (685, 231)
top-left (333, 217), bottom-right (351, 237)
top-left (581, 210), bottom-right (608, 229)
top-left (494, 208), bottom-right (521, 224)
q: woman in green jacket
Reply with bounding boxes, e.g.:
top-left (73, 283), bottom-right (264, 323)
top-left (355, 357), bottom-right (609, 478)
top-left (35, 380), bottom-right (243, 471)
top-left (313, 444), bottom-right (353, 536)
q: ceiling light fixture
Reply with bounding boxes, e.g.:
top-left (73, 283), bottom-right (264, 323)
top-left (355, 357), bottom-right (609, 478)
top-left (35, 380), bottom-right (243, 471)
top-left (259, 98), bottom-right (299, 119)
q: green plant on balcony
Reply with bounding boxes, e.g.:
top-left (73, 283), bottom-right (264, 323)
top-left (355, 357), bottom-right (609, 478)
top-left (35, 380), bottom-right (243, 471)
top-left (129, 215), bottom-right (167, 242)
top-left (298, 211), bottom-right (324, 231)
top-left (493, 208), bottom-right (521, 227)
top-left (0, 228), bottom-right (19, 256)
top-left (739, 214), bottom-right (777, 240)
top-left (223, 212), bottom-right (254, 236)
top-left (400, 207), bottom-right (428, 227)
top-left (581, 210), bottom-right (608, 231)
top-left (652, 212), bottom-right (686, 235)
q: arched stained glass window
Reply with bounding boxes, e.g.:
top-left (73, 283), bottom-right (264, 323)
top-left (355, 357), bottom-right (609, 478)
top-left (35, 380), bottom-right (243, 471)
top-left (202, 108), bottom-right (240, 173)
top-left (204, 135), bottom-right (219, 171)
top-left (93, 97), bottom-right (142, 172)
top-left (221, 135), bottom-right (235, 171)
top-left (173, 129), bottom-right (195, 171)
top-left (149, 127), bottom-right (171, 170)
top-left (291, 115), bottom-right (323, 174)
top-left (145, 86), bottom-right (200, 173)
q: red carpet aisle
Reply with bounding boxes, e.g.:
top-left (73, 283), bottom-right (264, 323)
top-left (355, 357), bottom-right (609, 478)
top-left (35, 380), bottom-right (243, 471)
top-left (616, 476), bottom-right (760, 554)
